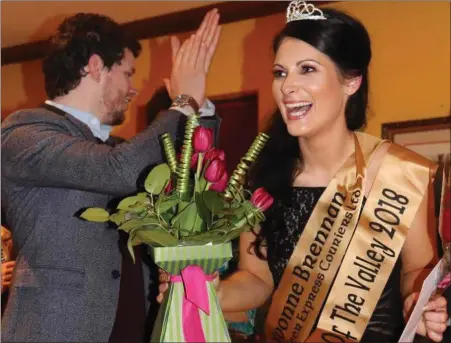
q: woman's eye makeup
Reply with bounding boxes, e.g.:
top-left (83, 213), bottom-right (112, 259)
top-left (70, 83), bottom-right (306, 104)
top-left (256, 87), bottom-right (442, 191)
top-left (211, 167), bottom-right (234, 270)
top-left (272, 69), bottom-right (287, 78)
top-left (300, 65), bottom-right (316, 73)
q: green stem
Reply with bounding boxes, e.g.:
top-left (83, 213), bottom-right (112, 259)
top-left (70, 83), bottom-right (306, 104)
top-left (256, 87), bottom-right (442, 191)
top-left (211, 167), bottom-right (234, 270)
top-left (196, 153), bottom-right (204, 181)
top-left (194, 153), bottom-right (204, 195)
top-left (233, 210), bottom-right (259, 229)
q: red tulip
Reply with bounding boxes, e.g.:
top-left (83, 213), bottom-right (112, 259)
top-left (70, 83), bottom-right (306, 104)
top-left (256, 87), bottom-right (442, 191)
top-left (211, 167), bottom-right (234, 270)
top-left (191, 152), bottom-right (199, 169)
top-left (250, 187), bottom-right (274, 212)
top-left (204, 159), bottom-right (226, 183)
top-left (442, 187), bottom-right (450, 243)
top-left (164, 179), bottom-right (173, 193)
top-left (210, 171), bottom-right (229, 192)
top-left (193, 127), bottom-right (213, 153)
top-left (204, 148), bottom-right (225, 163)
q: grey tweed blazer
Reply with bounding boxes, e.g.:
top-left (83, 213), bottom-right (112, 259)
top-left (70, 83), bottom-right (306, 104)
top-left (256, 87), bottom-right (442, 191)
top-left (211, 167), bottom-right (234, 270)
top-left (1, 104), bottom-right (183, 342)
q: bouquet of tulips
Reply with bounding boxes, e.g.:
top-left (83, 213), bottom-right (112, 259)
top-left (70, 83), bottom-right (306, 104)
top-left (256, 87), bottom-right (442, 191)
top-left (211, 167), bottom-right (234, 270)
top-left (80, 115), bottom-right (273, 342)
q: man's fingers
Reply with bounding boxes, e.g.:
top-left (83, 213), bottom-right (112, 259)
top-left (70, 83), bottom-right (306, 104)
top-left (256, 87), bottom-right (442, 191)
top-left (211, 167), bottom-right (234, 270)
top-left (175, 36), bottom-right (192, 68)
top-left (170, 36), bottom-right (181, 63)
top-left (188, 33), bottom-right (202, 67)
top-left (196, 9), bottom-right (216, 41)
top-left (196, 41), bottom-right (208, 71)
top-left (194, 11), bottom-right (210, 39)
top-left (202, 11), bottom-right (219, 47)
top-left (204, 26), bottom-right (221, 72)
top-left (181, 35), bottom-right (195, 66)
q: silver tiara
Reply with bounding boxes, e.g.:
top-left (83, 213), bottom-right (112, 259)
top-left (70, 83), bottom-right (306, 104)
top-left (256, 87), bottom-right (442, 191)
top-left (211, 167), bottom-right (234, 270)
top-left (286, 1), bottom-right (327, 23)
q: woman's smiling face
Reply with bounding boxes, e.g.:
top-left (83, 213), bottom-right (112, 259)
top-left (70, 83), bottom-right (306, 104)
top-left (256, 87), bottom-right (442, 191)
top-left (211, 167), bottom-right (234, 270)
top-left (272, 37), bottom-right (354, 139)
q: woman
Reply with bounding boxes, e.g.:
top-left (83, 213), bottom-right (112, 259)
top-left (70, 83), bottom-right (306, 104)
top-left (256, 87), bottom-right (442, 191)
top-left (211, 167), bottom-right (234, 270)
top-left (160, 2), bottom-right (448, 341)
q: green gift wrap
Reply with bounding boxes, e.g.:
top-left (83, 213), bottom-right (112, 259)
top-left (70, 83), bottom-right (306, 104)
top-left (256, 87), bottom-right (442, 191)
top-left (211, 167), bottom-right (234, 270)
top-left (150, 243), bottom-right (233, 342)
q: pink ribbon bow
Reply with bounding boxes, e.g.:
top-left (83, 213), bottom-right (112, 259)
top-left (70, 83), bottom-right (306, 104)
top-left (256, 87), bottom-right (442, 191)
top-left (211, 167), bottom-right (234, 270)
top-left (171, 265), bottom-right (216, 342)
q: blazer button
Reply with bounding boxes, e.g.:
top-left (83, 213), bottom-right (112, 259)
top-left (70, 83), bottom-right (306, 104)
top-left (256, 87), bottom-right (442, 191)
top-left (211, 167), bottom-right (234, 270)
top-left (111, 270), bottom-right (121, 279)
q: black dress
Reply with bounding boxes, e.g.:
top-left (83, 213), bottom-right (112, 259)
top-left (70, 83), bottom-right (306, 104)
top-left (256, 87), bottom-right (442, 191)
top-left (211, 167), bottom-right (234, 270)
top-left (265, 187), bottom-right (404, 342)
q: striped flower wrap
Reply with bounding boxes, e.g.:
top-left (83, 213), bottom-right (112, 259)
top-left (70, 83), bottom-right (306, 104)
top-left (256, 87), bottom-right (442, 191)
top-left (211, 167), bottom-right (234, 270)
top-left (150, 243), bottom-right (233, 342)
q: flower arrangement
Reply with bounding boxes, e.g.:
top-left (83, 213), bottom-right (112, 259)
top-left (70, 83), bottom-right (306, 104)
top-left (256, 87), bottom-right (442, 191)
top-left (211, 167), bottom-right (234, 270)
top-left (80, 114), bottom-right (273, 342)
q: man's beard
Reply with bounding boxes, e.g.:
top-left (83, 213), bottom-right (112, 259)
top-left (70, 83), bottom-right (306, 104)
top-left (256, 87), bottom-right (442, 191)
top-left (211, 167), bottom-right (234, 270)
top-left (107, 110), bottom-right (126, 126)
top-left (101, 93), bottom-right (127, 126)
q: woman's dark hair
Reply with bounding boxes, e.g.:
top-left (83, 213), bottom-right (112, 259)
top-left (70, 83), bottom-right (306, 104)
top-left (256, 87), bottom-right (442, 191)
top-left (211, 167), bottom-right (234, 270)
top-left (249, 8), bottom-right (372, 259)
top-left (42, 13), bottom-right (142, 99)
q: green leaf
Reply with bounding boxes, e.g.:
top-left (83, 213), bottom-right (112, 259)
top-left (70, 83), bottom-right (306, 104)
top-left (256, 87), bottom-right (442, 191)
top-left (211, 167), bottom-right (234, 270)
top-left (209, 218), bottom-right (230, 230)
top-left (161, 211), bottom-right (175, 224)
top-left (131, 235), bottom-right (143, 246)
top-left (80, 208), bottom-right (110, 222)
top-left (118, 217), bottom-right (160, 233)
top-left (170, 201), bottom-right (192, 226)
top-left (181, 231), bottom-right (222, 245)
top-left (199, 176), bottom-right (208, 191)
top-left (144, 163), bottom-right (171, 194)
top-left (127, 235), bottom-right (137, 263)
top-left (221, 227), bottom-right (249, 243)
top-left (218, 206), bottom-right (247, 216)
top-left (255, 210), bottom-right (265, 222)
top-left (180, 202), bottom-right (198, 232)
top-left (134, 227), bottom-right (179, 247)
top-left (117, 193), bottom-right (149, 211)
top-left (157, 198), bottom-right (181, 214)
top-left (202, 190), bottom-right (225, 214)
top-left (230, 213), bottom-right (246, 226)
top-left (195, 192), bottom-right (212, 227)
top-left (109, 211), bottom-right (127, 226)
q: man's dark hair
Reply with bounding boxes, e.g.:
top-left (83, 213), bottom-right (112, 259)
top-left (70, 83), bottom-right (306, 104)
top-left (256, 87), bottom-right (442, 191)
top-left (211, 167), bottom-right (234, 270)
top-left (42, 13), bottom-right (142, 99)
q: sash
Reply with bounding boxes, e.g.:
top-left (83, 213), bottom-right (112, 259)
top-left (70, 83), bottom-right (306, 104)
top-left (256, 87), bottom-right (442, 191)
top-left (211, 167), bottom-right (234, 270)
top-left (265, 133), bottom-right (436, 343)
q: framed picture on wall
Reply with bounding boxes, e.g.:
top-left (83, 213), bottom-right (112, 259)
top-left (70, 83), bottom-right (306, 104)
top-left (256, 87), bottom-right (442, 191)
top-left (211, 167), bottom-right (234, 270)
top-left (381, 116), bottom-right (451, 163)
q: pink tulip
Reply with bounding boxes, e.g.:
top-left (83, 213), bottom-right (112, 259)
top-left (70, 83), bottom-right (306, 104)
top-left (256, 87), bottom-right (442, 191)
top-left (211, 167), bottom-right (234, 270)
top-left (250, 187), bottom-right (274, 212)
top-left (204, 148), bottom-right (225, 163)
top-left (192, 127), bottom-right (213, 153)
top-left (210, 171), bottom-right (229, 192)
top-left (204, 159), bottom-right (226, 183)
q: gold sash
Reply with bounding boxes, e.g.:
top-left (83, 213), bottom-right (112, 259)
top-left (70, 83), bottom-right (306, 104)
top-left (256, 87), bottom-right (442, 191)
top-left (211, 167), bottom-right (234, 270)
top-left (265, 133), bottom-right (436, 343)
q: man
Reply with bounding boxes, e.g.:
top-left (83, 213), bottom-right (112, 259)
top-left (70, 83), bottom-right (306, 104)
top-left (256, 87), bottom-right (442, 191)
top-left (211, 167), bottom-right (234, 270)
top-left (1, 9), bottom-right (220, 342)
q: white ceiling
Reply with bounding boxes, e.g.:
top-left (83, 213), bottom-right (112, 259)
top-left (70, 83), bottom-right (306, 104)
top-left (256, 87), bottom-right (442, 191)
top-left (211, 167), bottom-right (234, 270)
top-left (1, 1), bottom-right (220, 48)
